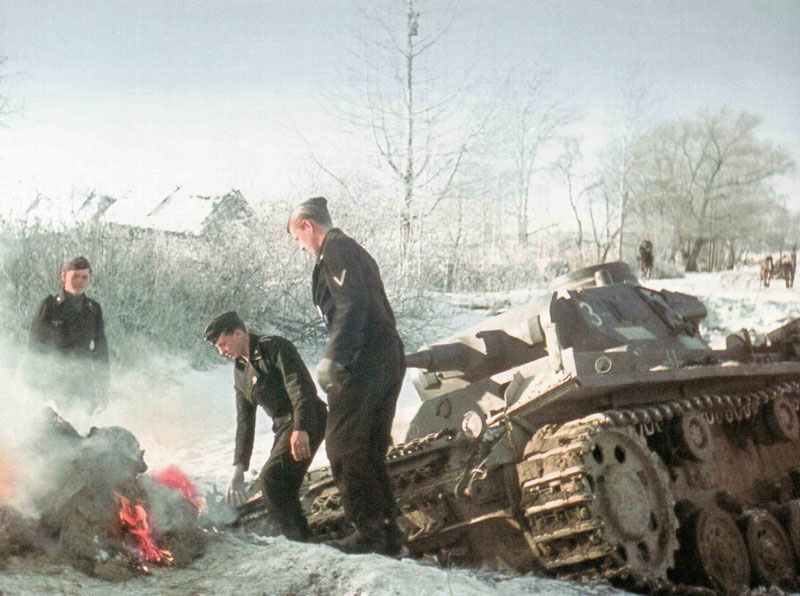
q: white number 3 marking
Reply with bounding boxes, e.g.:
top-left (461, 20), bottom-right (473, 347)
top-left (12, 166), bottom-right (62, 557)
top-left (579, 302), bottom-right (603, 327)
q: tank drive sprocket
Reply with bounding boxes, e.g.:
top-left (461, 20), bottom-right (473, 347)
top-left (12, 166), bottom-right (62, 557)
top-left (520, 419), bottom-right (679, 583)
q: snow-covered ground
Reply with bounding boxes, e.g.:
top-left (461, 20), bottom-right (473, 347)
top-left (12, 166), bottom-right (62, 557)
top-left (2, 267), bottom-right (800, 595)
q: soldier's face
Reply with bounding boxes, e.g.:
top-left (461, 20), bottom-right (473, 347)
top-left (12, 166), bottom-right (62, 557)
top-left (289, 219), bottom-right (319, 257)
top-left (215, 330), bottom-right (246, 359)
top-left (61, 268), bottom-right (91, 294)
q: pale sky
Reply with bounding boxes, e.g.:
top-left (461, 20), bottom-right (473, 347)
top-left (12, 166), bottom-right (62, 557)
top-left (0, 0), bottom-right (798, 215)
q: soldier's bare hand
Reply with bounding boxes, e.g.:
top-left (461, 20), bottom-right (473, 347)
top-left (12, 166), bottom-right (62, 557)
top-left (290, 430), bottom-right (311, 462)
top-left (226, 465), bottom-right (246, 507)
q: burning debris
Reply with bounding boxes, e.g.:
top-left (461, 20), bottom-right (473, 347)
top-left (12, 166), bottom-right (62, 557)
top-left (0, 408), bottom-right (207, 581)
top-left (116, 492), bottom-right (174, 566)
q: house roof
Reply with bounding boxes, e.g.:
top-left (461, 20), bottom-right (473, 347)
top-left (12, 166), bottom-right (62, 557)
top-left (21, 187), bottom-right (254, 235)
top-left (22, 192), bottom-right (116, 226)
top-left (101, 187), bottom-right (253, 235)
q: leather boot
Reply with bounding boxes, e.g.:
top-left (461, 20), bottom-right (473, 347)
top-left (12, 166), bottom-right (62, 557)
top-left (384, 519), bottom-right (404, 556)
top-left (329, 520), bottom-right (388, 555)
top-left (276, 509), bottom-right (311, 542)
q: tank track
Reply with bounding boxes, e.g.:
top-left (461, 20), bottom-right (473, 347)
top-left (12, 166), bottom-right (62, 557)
top-left (305, 379), bottom-right (800, 592)
top-left (517, 378), bottom-right (800, 593)
top-left (305, 429), bottom-right (461, 541)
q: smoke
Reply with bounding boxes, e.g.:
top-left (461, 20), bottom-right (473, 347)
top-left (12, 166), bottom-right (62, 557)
top-left (0, 328), bottom-right (230, 512)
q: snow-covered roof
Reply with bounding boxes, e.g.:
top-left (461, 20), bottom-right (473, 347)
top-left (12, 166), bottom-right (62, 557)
top-left (19, 187), bottom-right (254, 236)
top-left (75, 192), bottom-right (116, 221)
top-left (21, 192), bottom-right (116, 226)
top-left (101, 187), bottom-right (254, 236)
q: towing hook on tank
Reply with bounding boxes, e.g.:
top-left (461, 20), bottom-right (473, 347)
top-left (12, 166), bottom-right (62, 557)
top-left (463, 465), bottom-right (488, 499)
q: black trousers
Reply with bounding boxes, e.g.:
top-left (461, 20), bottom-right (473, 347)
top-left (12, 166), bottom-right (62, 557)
top-left (258, 401), bottom-right (327, 538)
top-left (325, 335), bottom-right (405, 531)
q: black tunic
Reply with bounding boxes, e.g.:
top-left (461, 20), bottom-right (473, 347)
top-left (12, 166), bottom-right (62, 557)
top-left (232, 333), bottom-right (326, 470)
top-left (29, 291), bottom-right (109, 363)
top-left (310, 228), bottom-right (406, 531)
top-left (312, 227), bottom-right (399, 370)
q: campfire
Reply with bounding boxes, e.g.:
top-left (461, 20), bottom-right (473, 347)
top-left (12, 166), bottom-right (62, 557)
top-left (0, 408), bottom-right (207, 581)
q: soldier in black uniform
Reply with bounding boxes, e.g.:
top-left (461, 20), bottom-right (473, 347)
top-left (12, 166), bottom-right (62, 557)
top-left (204, 311), bottom-right (327, 541)
top-left (28, 256), bottom-right (109, 413)
top-left (287, 197), bottom-right (406, 555)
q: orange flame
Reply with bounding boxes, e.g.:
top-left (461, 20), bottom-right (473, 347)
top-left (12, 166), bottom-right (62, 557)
top-left (115, 492), bottom-right (174, 565)
top-left (151, 465), bottom-right (205, 512)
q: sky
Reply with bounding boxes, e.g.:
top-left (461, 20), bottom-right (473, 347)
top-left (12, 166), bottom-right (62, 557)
top-left (0, 0), bottom-right (798, 217)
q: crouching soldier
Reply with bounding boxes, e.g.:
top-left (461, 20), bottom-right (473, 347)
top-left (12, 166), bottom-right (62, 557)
top-left (205, 311), bottom-right (327, 541)
top-left (28, 256), bottom-right (110, 414)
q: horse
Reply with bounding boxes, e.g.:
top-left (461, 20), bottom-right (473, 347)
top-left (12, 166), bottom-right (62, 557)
top-left (778, 254), bottom-right (795, 288)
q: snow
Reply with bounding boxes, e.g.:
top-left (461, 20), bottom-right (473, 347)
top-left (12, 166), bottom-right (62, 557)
top-left (13, 187), bottom-right (250, 236)
top-left (3, 268), bottom-right (800, 595)
top-left (0, 533), bottom-right (617, 596)
top-left (101, 187), bottom-right (225, 236)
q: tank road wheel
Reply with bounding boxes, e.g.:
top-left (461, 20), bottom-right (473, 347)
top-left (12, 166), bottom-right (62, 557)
top-left (673, 413), bottom-right (713, 461)
top-left (685, 507), bottom-right (751, 593)
top-left (583, 428), bottom-right (678, 580)
top-left (781, 500), bottom-right (800, 563)
top-left (764, 397), bottom-right (800, 442)
top-left (743, 509), bottom-right (796, 586)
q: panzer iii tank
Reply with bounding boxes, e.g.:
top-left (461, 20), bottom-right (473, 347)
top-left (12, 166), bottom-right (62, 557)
top-left (302, 262), bottom-right (800, 593)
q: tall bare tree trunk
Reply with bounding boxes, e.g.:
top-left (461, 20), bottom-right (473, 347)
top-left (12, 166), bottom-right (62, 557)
top-left (683, 238), bottom-right (707, 272)
top-left (401, 0), bottom-right (416, 263)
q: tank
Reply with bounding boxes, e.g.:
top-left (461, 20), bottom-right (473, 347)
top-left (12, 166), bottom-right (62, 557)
top-left (300, 262), bottom-right (800, 593)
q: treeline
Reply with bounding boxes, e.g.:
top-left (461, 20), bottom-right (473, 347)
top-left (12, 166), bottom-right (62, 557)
top-left (0, 195), bottom-right (561, 368)
top-left (342, 106), bottom-right (797, 285)
top-left (2, 105), bottom-right (795, 368)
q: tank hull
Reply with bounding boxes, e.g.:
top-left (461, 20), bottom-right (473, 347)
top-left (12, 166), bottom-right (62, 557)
top-left (298, 263), bottom-right (800, 592)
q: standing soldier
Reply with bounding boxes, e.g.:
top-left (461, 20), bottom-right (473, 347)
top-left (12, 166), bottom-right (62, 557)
top-left (29, 256), bottom-right (109, 413)
top-left (204, 311), bottom-right (327, 541)
top-left (287, 196), bottom-right (406, 555)
top-left (638, 239), bottom-right (654, 280)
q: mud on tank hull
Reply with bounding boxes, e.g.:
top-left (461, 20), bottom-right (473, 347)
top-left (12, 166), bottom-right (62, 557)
top-left (300, 263), bottom-right (800, 594)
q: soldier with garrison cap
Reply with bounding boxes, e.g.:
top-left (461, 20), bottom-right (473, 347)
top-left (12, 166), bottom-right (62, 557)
top-left (287, 197), bottom-right (406, 555)
top-left (29, 256), bottom-right (110, 413)
top-left (204, 311), bottom-right (327, 541)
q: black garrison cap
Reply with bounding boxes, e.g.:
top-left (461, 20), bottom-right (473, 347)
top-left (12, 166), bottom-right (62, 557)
top-left (204, 311), bottom-right (245, 344)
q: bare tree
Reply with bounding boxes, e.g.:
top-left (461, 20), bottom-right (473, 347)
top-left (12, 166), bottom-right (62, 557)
top-left (322, 0), bottom-right (489, 273)
top-left (586, 182), bottom-right (624, 263)
top-left (493, 67), bottom-right (571, 246)
top-left (553, 137), bottom-right (600, 264)
top-left (602, 63), bottom-right (658, 260)
top-left (636, 108), bottom-right (795, 271)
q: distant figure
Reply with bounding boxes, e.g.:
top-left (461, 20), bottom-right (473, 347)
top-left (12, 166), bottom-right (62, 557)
top-left (638, 239), bottom-right (654, 280)
top-left (28, 256), bottom-right (110, 413)
top-left (760, 255), bottom-right (774, 288)
top-left (780, 254), bottom-right (795, 288)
